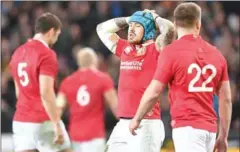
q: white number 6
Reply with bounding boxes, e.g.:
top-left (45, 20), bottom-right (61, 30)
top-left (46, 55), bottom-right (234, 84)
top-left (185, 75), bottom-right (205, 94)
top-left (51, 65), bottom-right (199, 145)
top-left (18, 62), bottom-right (29, 87)
top-left (188, 63), bottom-right (217, 92)
top-left (77, 85), bottom-right (90, 106)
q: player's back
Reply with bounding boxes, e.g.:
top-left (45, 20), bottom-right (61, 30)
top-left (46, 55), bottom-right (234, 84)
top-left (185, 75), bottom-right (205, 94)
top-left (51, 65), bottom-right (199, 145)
top-left (60, 69), bottom-right (112, 141)
top-left (167, 35), bottom-right (227, 132)
top-left (9, 39), bottom-right (57, 122)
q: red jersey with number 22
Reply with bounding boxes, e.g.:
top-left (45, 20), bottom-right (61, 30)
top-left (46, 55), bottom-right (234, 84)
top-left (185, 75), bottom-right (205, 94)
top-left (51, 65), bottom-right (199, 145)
top-left (154, 35), bottom-right (229, 132)
top-left (116, 39), bottom-right (161, 119)
top-left (9, 39), bottom-right (58, 123)
top-left (59, 69), bottom-right (114, 141)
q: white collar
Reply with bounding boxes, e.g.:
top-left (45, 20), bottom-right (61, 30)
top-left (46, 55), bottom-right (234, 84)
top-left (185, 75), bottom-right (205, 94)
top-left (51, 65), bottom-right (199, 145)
top-left (33, 34), bottom-right (49, 48)
top-left (142, 40), bottom-right (154, 47)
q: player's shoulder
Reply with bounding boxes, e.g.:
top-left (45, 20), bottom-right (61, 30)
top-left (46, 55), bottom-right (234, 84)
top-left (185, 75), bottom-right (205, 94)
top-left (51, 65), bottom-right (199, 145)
top-left (160, 41), bottom-right (178, 56)
top-left (60, 73), bottom-right (73, 86)
top-left (204, 40), bottom-right (218, 52)
top-left (145, 41), bottom-right (157, 50)
top-left (118, 38), bottom-right (128, 44)
top-left (41, 46), bottom-right (56, 57)
top-left (204, 40), bottom-right (226, 61)
top-left (10, 41), bottom-right (29, 63)
top-left (94, 70), bottom-right (112, 81)
top-left (27, 40), bottom-right (56, 57)
top-left (117, 38), bottom-right (130, 48)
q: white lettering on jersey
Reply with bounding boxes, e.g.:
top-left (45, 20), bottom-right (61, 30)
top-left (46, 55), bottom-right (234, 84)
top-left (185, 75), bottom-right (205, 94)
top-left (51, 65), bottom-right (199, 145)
top-left (120, 59), bottom-right (144, 71)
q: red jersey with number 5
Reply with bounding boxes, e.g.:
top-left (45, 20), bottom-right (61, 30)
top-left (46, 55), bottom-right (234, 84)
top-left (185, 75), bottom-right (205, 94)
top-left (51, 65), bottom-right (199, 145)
top-left (154, 34), bottom-right (229, 132)
top-left (9, 39), bottom-right (58, 122)
top-left (59, 69), bottom-right (114, 141)
top-left (116, 39), bottom-right (161, 119)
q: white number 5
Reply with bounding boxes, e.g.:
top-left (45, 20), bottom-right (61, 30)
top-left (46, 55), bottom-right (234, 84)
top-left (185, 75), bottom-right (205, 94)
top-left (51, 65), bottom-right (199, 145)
top-left (77, 85), bottom-right (90, 106)
top-left (188, 63), bottom-right (217, 92)
top-left (18, 62), bottom-right (29, 87)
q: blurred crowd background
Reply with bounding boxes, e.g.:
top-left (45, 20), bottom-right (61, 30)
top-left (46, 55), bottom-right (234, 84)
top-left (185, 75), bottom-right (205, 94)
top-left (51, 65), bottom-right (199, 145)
top-left (1, 1), bottom-right (239, 151)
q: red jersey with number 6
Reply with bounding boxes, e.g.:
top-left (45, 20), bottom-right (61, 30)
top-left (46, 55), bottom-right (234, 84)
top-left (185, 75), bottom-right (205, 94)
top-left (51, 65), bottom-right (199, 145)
top-left (59, 69), bottom-right (114, 141)
top-left (9, 39), bottom-right (58, 123)
top-left (116, 39), bottom-right (161, 119)
top-left (154, 34), bottom-right (229, 132)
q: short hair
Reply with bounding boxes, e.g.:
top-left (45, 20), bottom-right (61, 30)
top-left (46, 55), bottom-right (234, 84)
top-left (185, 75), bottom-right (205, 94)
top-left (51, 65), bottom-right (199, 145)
top-left (34, 12), bottom-right (62, 34)
top-left (76, 47), bottom-right (98, 68)
top-left (174, 2), bottom-right (201, 28)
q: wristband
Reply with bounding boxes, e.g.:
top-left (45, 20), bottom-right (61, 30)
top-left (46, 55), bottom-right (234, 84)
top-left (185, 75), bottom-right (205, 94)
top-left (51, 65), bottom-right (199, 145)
top-left (154, 16), bottom-right (160, 22)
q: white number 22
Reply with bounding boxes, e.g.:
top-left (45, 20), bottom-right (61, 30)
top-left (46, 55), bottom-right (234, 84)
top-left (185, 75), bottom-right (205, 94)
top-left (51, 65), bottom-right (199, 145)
top-left (77, 85), bottom-right (90, 106)
top-left (188, 63), bottom-right (217, 92)
top-left (18, 62), bottom-right (29, 87)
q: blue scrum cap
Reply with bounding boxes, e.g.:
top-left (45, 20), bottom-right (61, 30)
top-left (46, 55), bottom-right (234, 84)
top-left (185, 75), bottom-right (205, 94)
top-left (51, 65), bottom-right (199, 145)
top-left (129, 11), bottom-right (156, 41)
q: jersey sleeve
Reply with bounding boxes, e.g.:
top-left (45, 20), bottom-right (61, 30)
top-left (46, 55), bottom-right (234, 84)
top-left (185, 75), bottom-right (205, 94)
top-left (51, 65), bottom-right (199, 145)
top-left (39, 51), bottom-right (58, 78)
top-left (115, 39), bottom-right (127, 57)
top-left (102, 74), bottom-right (114, 93)
top-left (220, 58), bottom-right (229, 81)
top-left (153, 47), bottom-right (174, 84)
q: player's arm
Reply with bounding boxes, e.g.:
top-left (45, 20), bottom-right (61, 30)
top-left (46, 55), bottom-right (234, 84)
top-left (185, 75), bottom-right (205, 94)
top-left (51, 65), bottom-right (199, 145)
top-left (102, 74), bottom-right (118, 118)
top-left (39, 52), bottom-right (61, 126)
top-left (134, 80), bottom-right (165, 121)
top-left (39, 75), bottom-right (61, 124)
top-left (153, 13), bottom-right (175, 51)
top-left (13, 80), bottom-right (19, 99)
top-left (216, 61), bottom-right (232, 140)
top-left (216, 81), bottom-right (232, 139)
top-left (104, 88), bottom-right (118, 118)
top-left (56, 92), bottom-right (68, 117)
top-left (96, 17), bottom-right (130, 54)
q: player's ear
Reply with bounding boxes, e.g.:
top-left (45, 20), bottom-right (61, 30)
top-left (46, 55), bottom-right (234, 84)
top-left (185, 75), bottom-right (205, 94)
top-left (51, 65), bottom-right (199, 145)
top-left (196, 20), bottom-right (201, 30)
top-left (48, 28), bottom-right (55, 37)
top-left (173, 21), bottom-right (177, 29)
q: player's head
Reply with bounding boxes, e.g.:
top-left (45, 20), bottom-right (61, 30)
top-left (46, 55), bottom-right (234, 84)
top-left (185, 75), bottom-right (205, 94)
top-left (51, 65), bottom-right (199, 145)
top-left (174, 2), bottom-right (201, 35)
top-left (34, 12), bottom-right (62, 47)
top-left (128, 11), bottom-right (156, 44)
top-left (76, 47), bottom-right (98, 69)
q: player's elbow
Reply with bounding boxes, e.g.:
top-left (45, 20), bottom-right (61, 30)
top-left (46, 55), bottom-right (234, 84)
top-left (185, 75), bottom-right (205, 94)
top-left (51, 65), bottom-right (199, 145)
top-left (151, 92), bottom-right (160, 102)
top-left (96, 23), bottom-right (103, 36)
top-left (218, 93), bottom-right (232, 110)
top-left (220, 97), bottom-right (232, 105)
top-left (166, 26), bottom-right (176, 44)
top-left (40, 91), bottom-right (48, 102)
top-left (40, 88), bottom-right (54, 102)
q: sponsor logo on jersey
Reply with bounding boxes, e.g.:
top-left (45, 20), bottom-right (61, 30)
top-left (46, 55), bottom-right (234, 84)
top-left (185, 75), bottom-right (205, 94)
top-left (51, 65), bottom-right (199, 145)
top-left (120, 59), bottom-right (144, 71)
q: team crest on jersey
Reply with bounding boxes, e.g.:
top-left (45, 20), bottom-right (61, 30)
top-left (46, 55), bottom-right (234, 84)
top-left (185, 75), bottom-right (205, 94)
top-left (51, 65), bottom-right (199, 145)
top-left (124, 46), bottom-right (133, 54)
top-left (136, 46), bottom-right (146, 56)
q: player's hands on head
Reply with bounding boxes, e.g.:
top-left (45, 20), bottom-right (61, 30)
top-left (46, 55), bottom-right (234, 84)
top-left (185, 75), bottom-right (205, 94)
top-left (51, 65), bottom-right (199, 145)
top-left (129, 118), bottom-right (141, 136)
top-left (143, 9), bottom-right (159, 30)
top-left (143, 9), bottom-right (156, 14)
top-left (214, 136), bottom-right (228, 152)
top-left (53, 122), bottom-right (64, 145)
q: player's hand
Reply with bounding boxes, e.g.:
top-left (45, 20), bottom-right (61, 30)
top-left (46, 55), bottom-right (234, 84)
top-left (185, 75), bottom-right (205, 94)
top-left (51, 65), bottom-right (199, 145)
top-left (143, 9), bottom-right (159, 30)
top-left (143, 9), bottom-right (158, 18)
top-left (129, 118), bottom-right (141, 136)
top-left (53, 122), bottom-right (64, 145)
top-left (213, 137), bottom-right (228, 152)
top-left (143, 9), bottom-right (156, 13)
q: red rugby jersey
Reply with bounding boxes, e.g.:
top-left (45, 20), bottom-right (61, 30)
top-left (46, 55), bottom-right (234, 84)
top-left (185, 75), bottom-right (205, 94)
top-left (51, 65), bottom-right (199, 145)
top-left (154, 34), bottom-right (229, 132)
top-left (9, 39), bottom-right (58, 122)
top-left (59, 69), bottom-right (114, 141)
top-left (116, 39), bottom-right (161, 119)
